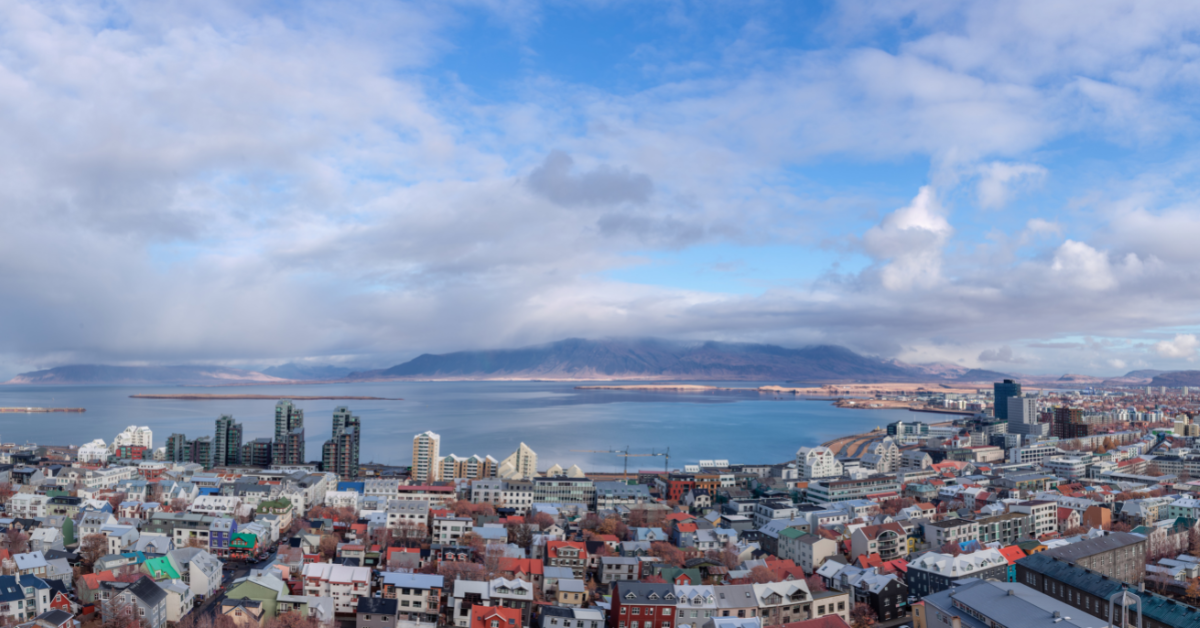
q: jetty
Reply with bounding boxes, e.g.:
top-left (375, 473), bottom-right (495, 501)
top-left (0, 407), bottom-right (85, 413)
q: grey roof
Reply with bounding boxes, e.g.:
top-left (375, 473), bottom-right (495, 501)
top-left (923, 579), bottom-right (1103, 628)
top-left (559, 579), bottom-right (585, 593)
top-left (1040, 532), bottom-right (1145, 563)
top-left (379, 572), bottom-right (443, 589)
top-left (357, 597), bottom-right (398, 614)
top-left (35, 610), bottom-right (73, 626)
top-left (615, 582), bottom-right (677, 605)
top-left (1019, 552), bottom-right (1200, 628)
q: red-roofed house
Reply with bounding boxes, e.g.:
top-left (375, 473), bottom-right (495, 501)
top-left (546, 541), bottom-right (588, 579)
top-left (78, 570), bottom-right (117, 605)
top-left (781, 615), bottom-right (852, 628)
top-left (470, 605), bottom-right (521, 628)
top-left (1057, 507), bottom-right (1081, 534)
top-left (497, 557), bottom-right (544, 588)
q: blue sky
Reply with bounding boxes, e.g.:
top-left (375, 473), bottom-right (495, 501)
top-left (4, 0), bottom-right (1200, 377)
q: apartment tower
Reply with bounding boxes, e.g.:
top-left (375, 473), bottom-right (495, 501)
top-left (412, 431), bottom-right (441, 482)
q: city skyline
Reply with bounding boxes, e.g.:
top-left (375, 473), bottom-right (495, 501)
top-left (2, 2), bottom-right (1200, 378)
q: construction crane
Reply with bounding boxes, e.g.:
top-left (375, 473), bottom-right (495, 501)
top-left (571, 447), bottom-right (671, 480)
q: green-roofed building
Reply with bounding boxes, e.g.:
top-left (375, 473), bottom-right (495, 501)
top-left (143, 556), bottom-right (180, 580)
top-left (230, 532), bottom-right (258, 560)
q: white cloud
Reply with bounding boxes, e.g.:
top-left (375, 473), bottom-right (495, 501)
top-left (1049, 240), bottom-right (1117, 291)
top-left (977, 162), bottom-right (1047, 209)
top-left (1154, 334), bottom-right (1200, 359)
top-left (862, 187), bottom-right (952, 291)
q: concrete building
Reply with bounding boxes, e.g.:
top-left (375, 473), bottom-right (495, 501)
top-left (498, 443), bottom-right (538, 480)
top-left (412, 431), bottom-right (441, 482)
top-left (1038, 531), bottom-right (1147, 584)
top-left (273, 400), bottom-right (306, 466)
top-left (796, 447), bottom-right (843, 481)
top-left (919, 579), bottom-right (1105, 628)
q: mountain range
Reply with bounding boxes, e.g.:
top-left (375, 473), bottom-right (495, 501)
top-left (0, 338), bottom-right (1180, 385)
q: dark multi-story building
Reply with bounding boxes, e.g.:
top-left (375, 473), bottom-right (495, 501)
top-left (322, 406), bottom-right (361, 478)
top-left (1038, 531), bottom-right (1146, 584)
top-left (994, 379), bottom-right (1021, 421)
top-left (273, 400), bottom-right (305, 466)
top-left (852, 574), bottom-right (908, 622)
top-left (241, 438), bottom-right (273, 467)
top-left (1016, 552), bottom-right (1198, 628)
top-left (189, 436), bottom-right (213, 470)
top-left (165, 434), bottom-right (189, 463)
top-left (1052, 407), bottom-right (1090, 439)
top-left (213, 414), bottom-right (243, 468)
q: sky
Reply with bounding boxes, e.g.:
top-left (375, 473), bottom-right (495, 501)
top-left (4, 0), bottom-right (1200, 378)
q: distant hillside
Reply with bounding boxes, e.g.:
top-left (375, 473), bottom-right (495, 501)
top-left (348, 338), bottom-right (928, 382)
top-left (261, 363), bottom-right (355, 381)
top-left (1150, 371), bottom-right (1200, 387)
top-left (1125, 369), bottom-right (1165, 379)
top-left (953, 368), bottom-right (1015, 382)
top-left (5, 365), bottom-right (288, 386)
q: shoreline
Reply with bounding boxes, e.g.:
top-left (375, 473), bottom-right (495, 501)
top-left (129, 394), bottom-right (403, 401)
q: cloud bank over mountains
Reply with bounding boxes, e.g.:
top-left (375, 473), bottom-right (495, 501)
top-left (2, 0), bottom-right (1200, 377)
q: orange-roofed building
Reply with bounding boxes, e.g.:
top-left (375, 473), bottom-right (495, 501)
top-left (79, 570), bottom-right (118, 605)
top-left (471, 605), bottom-right (521, 628)
top-left (547, 541), bottom-right (588, 579)
top-left (497, 557), bottom-right (544, 588)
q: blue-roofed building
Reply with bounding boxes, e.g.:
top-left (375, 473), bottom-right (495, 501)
top-left (198, 487), bottom-right (220, 496)
top-left (0, 573), bottom-right (51, 622)
top-left (338, 482), bottom-right (365, 493)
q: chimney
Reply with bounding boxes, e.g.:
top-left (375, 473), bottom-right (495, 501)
top-left (1008, 589), bottom-right (1015, 596)
top-left (952, 617), bottom-right (962, 628)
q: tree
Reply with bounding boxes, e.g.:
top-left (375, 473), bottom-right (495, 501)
top-left (5, 529), bottom-right (28, 555)
top-left (850, 602), bottom-right (878, 628)
top-left (318, 535), bottom-right (339, 560)
top-left (185, 537), bottom-right (208, 549)
top-left (707, 542), bottom-right (741, 570)
top-left (80, 533), bottom-right (108, 569)
top-left (1187, 578), bottom-right (1200, 605)
top-left (805, 574), bottom-right (827, 593)
top-left (369, 527), bottom-right (393, 549)
top-left (105, 491), bottom-right (128, 511)
top-left (169, 498), bottom-right (188, 513)
top-left (530, 511), bottom-right (555, 531)
top-left (650, 542), bottom-right (686, 567)
top-left (1063, 526), bottom-right (1089, 537)
top-left (460, 532), bottom-right (485, 556)
top-left (939, 542), bottom-right (963, 556)
top-left (732, 565), bottom-right (777, 584)
top-left (439, 560), bottom-right (486, 590)
top-left (1112, 521), bottom-right (1134, 533)
top-left (263, 612), bottom-right (320, 628)
top-left (507, 522), bottom-right (533, 549)
top-left (641, 574), bottom-right (666, 583)
top-left (0, 484), bottom-right (15, 505)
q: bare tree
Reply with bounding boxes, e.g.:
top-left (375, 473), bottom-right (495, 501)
top-left (80, 534), bottom-right (108, 569)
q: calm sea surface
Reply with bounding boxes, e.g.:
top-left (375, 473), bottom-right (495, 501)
top-left (0, 381), bottom-right (921, 471)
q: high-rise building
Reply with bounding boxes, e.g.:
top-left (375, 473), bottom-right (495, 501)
top-left (273, 400), bottom-right (305, 465)
top-left (242, 438), bottom-right (273, 467)
top-left (214, 414), bottom-right (243, 468)
top-left (1051, 406), bottom-right (1089, 439)
top-left (1006, 397), bottom-right (1047, 437)
top-left (190, 436), bottom-right (213, 470)
top-left (993, 379), bottom-right (1022, 421)
top-left (322, 406), bottom-right (361, 478)
top-left (412, 431), bottom-right (441, 482)
top-left (166, 433), bottom-right (190, 463)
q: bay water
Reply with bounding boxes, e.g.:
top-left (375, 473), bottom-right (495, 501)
top-left (0, 381), bottom-right (920, 472)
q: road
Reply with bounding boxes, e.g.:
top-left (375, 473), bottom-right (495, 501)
top-left (185, 546), bottom-right (282, 621)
